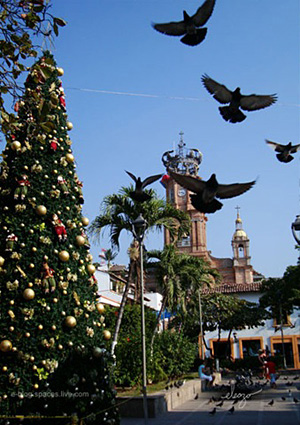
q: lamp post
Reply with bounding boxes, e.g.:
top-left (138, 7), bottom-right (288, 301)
top-left (198, 289), bottom-right (204, 360)
top-left (132, 214), bottom-right (148, 424)
top-left (292, 215), bottom-right (300, 264)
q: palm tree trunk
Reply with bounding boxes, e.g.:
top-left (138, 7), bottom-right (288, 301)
top-left (111, 261), bottom-right (134, 356)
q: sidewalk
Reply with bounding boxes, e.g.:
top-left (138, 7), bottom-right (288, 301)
top-left (120, 379), bottom-right (300, 425)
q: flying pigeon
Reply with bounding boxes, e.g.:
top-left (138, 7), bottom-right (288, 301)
top-left (152, 0), bottom-right (216, 46)
top-left (266, 140), bottom-right (300, 163)
top-left (169, 170), bottom-right (255, 214)
top-left (201, 74), bottom-right (277, 123)
top-left (126, 171), bottom-right (162, 202)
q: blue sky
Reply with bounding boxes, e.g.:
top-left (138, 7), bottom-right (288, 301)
top-left (32, 1), bottom-right (300, 277)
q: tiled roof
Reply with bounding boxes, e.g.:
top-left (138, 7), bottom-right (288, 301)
top-left (202, 281), bottom-right (262, 294)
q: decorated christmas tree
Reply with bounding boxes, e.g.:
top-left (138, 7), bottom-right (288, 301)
top-left (0, 52), bottom-right (119, 424)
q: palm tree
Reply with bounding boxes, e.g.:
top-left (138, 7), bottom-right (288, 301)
top-left (89, 185), bottom-right (190, 355)
top-left (99, 248), bottom-right (118, 268)
top-left (146, 245), bottom-right (219, 355)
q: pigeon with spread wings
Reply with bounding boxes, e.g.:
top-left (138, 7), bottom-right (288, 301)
top-left (169, 170), bottom-right (255, 213)
top-left (201, 74), bottom-right (277, 123)
top-left (266, 140), bottom-right (300, 163)
top-left (126, 171), bottom-right (162, 202)
top-left (152, 0), bottom-right (216, 46)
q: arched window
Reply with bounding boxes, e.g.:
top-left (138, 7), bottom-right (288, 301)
top-left (238, 244), bottom-right (244, 258)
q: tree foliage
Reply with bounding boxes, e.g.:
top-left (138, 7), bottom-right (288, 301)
top-left (0, 0), bottom-right (66, 136)
top-left (259, 275), bottom-right (300, 318)
top-left (89, 186), bottom-right (190, 250)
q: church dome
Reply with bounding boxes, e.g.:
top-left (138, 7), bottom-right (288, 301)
top-left (232, 209), bottom-right (248, 239)
top-left (233, 229), bottom-right (247, 239)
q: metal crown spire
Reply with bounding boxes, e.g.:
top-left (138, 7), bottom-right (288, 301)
top-left (162, 132), bottom-right (203, 176)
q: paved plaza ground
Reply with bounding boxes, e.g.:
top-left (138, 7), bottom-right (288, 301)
top-left (120, 377), bottom-right (300, 425)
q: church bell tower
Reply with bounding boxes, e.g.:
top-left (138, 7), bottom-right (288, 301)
top-left (231, 207), bottom-right (253, 284)
top-left (161, 133), bottom-right (209, 258)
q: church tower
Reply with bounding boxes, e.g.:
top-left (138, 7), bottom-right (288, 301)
top-left (161, 133), bottom-right (209, 258)
top-left (231, 208), bottom-right (253, 284)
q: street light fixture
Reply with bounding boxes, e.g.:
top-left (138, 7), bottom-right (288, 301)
top-left (291, 215), bottom-right (300, 245)
top-left (132, 214), bottom-right (148, 424)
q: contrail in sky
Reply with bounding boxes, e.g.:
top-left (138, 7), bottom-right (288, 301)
top-left (66, 87), bottom-right (300, 107)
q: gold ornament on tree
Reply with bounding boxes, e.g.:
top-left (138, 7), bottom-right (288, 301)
top-left (23, 288), bottom-right (35, 300)
top-left (65, 316), bottom-right (77, 328)
top-left (103, 330), bottom-right (111, 340)
top-left (87, 264), bottom-right (96, 275)
top-left (0, 340), bottom-right (12, 352)
top-left (75, 235), bottom-right (85, 246)
top-left (66, 121), bottom-right (73, 130)
top-left (0, 256), bottom-right (5, 266)
top-left (59, 250), bottom-right (70, 262)
top-left (96, 303), bottom-right (105, 314)
top-left (11, 141), bottom-right (21, 151)
top-left (65, 153), bottom-right (74, 163)
top-left (57, 67), bottom-right (64, 76)
top-left (36, 205), bottom-right (47, 216)
top-left (81, 216), bottom-right (89, 226)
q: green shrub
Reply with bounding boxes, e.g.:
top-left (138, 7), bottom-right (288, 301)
top-left (150, 331), bottom-right (197, 380)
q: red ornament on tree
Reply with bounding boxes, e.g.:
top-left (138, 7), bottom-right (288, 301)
top-left (52, 214), bottom-right (67, 241)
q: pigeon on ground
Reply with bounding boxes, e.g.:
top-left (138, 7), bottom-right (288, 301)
top-left (294, 397), bottom-right (299, 403)
top-left (232, 399), bottom-right (239, 405)
top-left (209, 407), bottom-right (217, 415)
top-left (216, 400), bottom-right (224, 407)
top-left (228, 406), bottom-right (235, 414)
top-left (281, 397), bottom-right (286, 401)
top-left (267, 399), bottom-right (274, 406)
top-left (266, 140), bottom-right (300, 163)
top-left (169, 170), bottom-right (255, 213)
top-left (152, 0), bottom-right (216, 46)
top-left (293, 376), bottom-right (299, 380)
top-left (194, 394), bottom-right (199, 400)
top-left (201, 74), bottom-right (277, 123)
top-left (125, 171), bottom-right (162, 202)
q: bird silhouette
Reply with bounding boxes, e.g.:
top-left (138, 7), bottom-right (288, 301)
top-left (125, 171), bottom-right (162, 202)
top-left (152, 0), bottom-right (216, 46)
top-left (266, 140), bottom-right (300, 163)
top-left (267, 399), bottom-right (274, 406)
top-left (216, 400), bottom-right (223, 407)
top-left (209, 407), bottom-right (217, 415)
top-left (232, 399), bottom-right (239, 405)
top-left (194, 394), bottom-right (199, 400)
top-left (201, 74), bottom-right (277, 123)
top-left (281, 396), bottom-right (286, 401)
top-left (228, 406), bottom-right (235, 414)
top-left (294, 397), bottom-right (299, 403)
top-left (169, 170), bottom-right (255, 214)
top-left (293, 376), bottom-right (299, 380)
